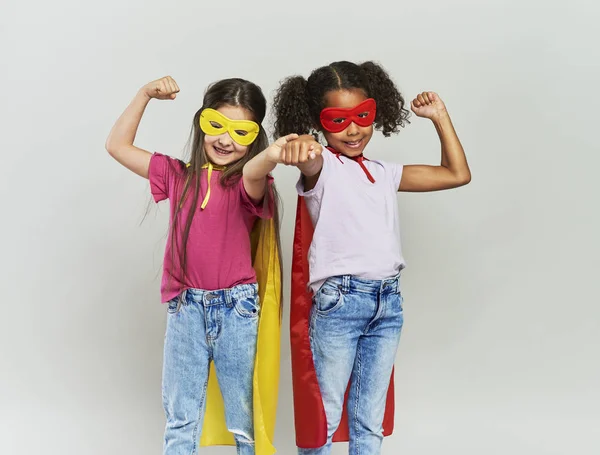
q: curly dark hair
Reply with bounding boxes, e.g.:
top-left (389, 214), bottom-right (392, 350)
top-left (273, 60), bottom-right (410, 138)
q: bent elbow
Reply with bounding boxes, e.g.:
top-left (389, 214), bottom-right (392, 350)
top-left (460, 172), bottom-right (471, 186)
top-left (454, 165), bottom-right (471, 187)
top-left (105, 139), bottom-right (121, 158)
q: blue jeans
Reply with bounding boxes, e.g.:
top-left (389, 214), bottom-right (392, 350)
top-left (299, 274), bottom-right (404, 455)
top-left (162, 283), bottom-right (259, 455)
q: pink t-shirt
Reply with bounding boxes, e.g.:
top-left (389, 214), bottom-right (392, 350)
top-left (149, 153), bottom-right (273, 303)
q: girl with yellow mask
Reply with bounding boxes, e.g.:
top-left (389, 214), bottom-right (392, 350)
top-left (106, 75), bottom-right (303, 455)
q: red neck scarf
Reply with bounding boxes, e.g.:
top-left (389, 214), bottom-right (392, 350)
top-left (327, 146), bottom-right (375, 183)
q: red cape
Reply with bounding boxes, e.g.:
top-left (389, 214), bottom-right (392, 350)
top-left (290, 195), bottom-right (396, 448)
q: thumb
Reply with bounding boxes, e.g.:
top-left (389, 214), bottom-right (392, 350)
top-left (274, 133), bottom-right (299, 147)
top-left (170, 93), bottom-right (177, 100)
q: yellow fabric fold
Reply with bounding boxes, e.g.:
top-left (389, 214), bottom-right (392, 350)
top-left (199, 216), bottom-right (281, 455)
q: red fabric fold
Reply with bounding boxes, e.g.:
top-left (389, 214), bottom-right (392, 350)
top-left (290, 195), bottom-right (395, 448)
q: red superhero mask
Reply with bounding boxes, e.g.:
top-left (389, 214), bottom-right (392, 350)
top-left (319, 98), bottom-right (377, 133)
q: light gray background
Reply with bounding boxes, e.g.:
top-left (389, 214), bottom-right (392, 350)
top-left (1, 0), bottom-right (598, 454)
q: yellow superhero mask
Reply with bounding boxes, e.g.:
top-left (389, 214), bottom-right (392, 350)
top-left (200, 108), bottom-right (260, 146)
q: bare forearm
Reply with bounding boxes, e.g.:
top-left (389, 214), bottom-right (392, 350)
top-left (105, 89), bottom-right (153, 178)
top-left (297, 155), bottom-right (323, 177)
top-left (432, 112), bottom-right (470, 182)
top-left (244, 149), bottom-right (276, 181)
top-left (106, 90), bottom-right (151, 153)
top-left (399, 112), bottom-right (471, 192)
top-left (242, 150), bottom-right (276, 202)
top-left (105, 77), bottom-right (179, 179)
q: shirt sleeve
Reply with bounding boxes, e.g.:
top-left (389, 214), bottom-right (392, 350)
top-left (389, 161), bottom-right (404, 191)
top-left (240, 175), bottom-right (275, 219)
top-left (148, 153), bottom-right (185, 202)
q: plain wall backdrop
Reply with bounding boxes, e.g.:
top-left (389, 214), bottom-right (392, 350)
top-left (1, 0), bottom-right (598, 454)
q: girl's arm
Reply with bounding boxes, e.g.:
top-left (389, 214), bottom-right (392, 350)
top-left (105, 76), bottom-right (180, 179)
top-left (399, 92), bottom-right (471, 192)
top-left (242, 133), bottom-right (303, 201)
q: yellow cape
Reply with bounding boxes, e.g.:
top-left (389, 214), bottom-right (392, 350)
top-left (198, 217), bottom-right (281, 455)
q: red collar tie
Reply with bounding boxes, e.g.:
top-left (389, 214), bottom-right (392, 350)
top-left (327, 147), bottom-right (375, 184)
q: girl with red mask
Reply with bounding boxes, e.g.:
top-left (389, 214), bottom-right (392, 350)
top-left (273, 61), bottom-right (471, 455)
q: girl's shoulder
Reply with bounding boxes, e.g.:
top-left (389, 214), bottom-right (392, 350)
top-left (366, 156), bottom-right (403, 189)
top-left (151, 152), bottom-right (188, 177)
top-left (148, 153), bottom-right (189, 203)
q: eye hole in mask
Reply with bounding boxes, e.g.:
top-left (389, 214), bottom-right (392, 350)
top-left (320, 98), bottom-right (377, 133)
top-left (200, 108), bottom-right (260, 146)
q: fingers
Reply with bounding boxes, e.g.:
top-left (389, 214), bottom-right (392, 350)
top-left (416, 92), bottom-right (427, 106)
top-left (165, 77), bottom-right (177, 99)
top-left (413, 91), bottom-right (437, 107)
top-left (309, 143), bottom-right (324, 160)
top-left (270, 133), bottom-right (322, 165)
top-left (284, 141), bottom-right (295, 164)
top-left (279, 138), bottom-right (321, 165)
top-left (299, 142), bottom-right (313, 163)
top-left (273, 133), bottom-right (299, 149)
top-left (150, 76), bottom-right (180, 100)
top-left (155, 79), bottom-right (166, 96)
top-left (167, 76), bottom-right (180, 94)
top-left (290, 142), bottom-right (303, 164)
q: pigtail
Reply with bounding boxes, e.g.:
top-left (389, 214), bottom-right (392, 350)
top-left (359, 61), bottom-right (410, 136)
top-left (273, 76), bottom-right (314, 138)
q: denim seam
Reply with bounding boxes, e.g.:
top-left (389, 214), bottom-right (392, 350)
top-left (366, 291), bottom-right (386, 335)
top-left (309, 306), bottom-right (316, 345)
top-left (354, 342), bottom-right (363, 455)
top-left (205, 307), bottom-right (220, 343)
top-left (216, 308), bottom-right (223, 341)
top-left (191, 373), bottom-right (210, 455)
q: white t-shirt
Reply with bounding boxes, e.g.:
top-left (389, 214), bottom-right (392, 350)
top-left (297, 149), bottom-right (406, 293)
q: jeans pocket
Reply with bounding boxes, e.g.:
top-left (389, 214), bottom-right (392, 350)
top-left (234, 295), bottom-right (260, 318)
top-left (315, 283), bottom-right (344, 315)
top-left (166, 297), bottom-right (180, 314)
top-left (390, 292), bottom-right (405, 326)
top-left (393, 291), bottom-right (404, 313)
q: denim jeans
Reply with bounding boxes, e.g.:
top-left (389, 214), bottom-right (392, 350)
top-left (162, 283), bottom-right (259, 455)
top-left (299, 274), bottom-right (404, 455)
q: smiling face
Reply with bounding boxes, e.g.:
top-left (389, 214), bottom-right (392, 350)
top-left (202, 104), bottom-right (255, 166)
top-left (320, 89), bottom-right (374, 157)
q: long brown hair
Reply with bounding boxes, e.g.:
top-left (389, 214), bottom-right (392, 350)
top-left (169, 78), bottom-right (282, 293)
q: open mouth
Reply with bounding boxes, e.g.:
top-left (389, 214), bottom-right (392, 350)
top-left (214, 146), bottom-right (233, 156)
top-left (343, 139), bottom-right (363, 149)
